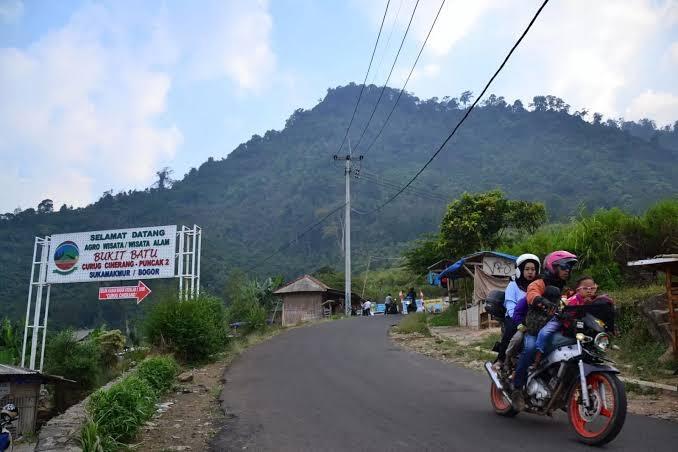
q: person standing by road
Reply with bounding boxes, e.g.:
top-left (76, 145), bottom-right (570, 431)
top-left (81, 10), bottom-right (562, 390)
top-left (362, 299), bottom-right (372, 316)
top-left (384, 293), bottom-right (393, 315)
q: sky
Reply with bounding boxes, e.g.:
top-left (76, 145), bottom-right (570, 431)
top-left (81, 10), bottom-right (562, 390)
top-left (1, 0), bottom-right (677, 213)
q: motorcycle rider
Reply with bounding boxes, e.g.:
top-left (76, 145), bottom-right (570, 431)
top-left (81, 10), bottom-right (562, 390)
top-left (494, 253), bottom-right (540, 368)
top-left (511, 250), bottom-right (578, 410)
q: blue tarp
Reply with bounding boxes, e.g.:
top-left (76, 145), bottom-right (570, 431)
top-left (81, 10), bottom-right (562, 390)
top-left (433, 251), bottom-right (518, 286)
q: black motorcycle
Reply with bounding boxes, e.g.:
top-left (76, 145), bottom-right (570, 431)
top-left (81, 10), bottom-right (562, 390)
top-left (484, 295), bottom-right (626, 446)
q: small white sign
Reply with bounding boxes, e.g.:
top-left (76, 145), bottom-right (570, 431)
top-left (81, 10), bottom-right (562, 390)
top-left (46, 225), bottom-right (177, 284)
top-left (482, 256), bottom-right (515, 277)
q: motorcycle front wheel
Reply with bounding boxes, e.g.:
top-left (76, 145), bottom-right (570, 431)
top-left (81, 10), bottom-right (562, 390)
top-left (490, 383), bottom-right (518, 417)
top-left (567, 372), bottom-right (627, 446)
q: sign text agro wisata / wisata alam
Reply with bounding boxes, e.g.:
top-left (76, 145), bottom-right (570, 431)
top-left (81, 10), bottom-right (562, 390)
top-left (46, 225), bottom-right (177, 283)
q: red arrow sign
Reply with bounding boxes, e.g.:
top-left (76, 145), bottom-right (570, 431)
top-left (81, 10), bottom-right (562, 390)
top-left (98, 281), bottom-right (152, 304)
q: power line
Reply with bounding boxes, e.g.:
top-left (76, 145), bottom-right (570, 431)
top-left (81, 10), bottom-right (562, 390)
top-left (357, 173), bottom-right (446, 202)
top-left (354, 172), bottom-right (448, 204)
top-left (245, 202), bottom-right (347, 272)
top-left (369, 0), bottom-right (405, 87)
top-left (350, 0), bottom-right (420, 153)
top-left (368, 0), bottom-right (550, 213)
top-left (358, 0), bottom-right (446, 164)
top-left (357, 168), bottom-right (450, 201)
top-left (334, 0), bottom-right (391, 157)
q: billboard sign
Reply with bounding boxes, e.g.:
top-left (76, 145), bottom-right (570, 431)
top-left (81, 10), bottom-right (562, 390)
top-left (46, 225), bottom-right (177, 284)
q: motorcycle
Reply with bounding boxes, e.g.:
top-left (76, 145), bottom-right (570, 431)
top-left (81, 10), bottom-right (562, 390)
top-left (0, 404), bottom-right (18, 452)
top-left (484, 292), bottom-right (627, 446)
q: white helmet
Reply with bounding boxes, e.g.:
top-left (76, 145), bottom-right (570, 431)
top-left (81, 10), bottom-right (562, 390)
top-left (515, 253), bottom-right (540, 279)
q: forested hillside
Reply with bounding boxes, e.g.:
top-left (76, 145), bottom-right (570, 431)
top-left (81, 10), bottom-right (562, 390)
top-left (1, 84), bottom-right (676, 329)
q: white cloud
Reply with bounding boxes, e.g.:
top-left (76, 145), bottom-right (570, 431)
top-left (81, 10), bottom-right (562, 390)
top-left (0, 0), bottom-right (23, 23)
top-left (669, 42), bottom-right (678, 65)
top-left (0, 3), bottom-right (181, 212)
top-left (178, 0), bottom-right (276, 93)
top-left (0, 0), bottom-right (277, 212)
top-left (423, 0), bottom-right (502, 57)
top-left (626, 90), bottom-right (678, 126)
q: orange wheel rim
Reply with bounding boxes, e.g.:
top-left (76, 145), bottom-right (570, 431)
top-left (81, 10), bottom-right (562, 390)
top-left (491, 383), bottom-right (510, 411)
top-left (569, 374), bottom-right (615, 438)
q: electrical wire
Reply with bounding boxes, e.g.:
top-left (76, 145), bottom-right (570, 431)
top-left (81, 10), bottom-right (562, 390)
top-left (350, 0), bottom-right (420, 153)
top-left (367, 0), bottom-right (550, 213)
top-left (369, 0), bottom-right (405, 87)
top-left (357, 173), bottom-right (446, 202)
top-left (245, 202), bottom-right (347, 272)
top-left (334, 0), bottom-right (391, 157)
top-left (358, 0), bottom-right (446, 165)
top-left (357, 168), bottom-right (450, 201)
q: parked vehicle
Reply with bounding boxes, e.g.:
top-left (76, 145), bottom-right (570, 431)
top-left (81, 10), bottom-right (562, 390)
top-left (0, 404), bottom-right (18, 452)
top-left (484, 298), bottom-right (627, 446)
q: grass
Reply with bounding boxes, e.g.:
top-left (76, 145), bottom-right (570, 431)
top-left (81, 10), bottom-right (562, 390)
top-left (393, 313), bottom-right (431, 336)
top-left (428, 303), bottom-right (459, 327)
top-left (474, 332), bottom-right (501, 351)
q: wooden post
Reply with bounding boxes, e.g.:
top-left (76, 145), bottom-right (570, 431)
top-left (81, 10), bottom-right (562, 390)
top-left (666, 265), bottom-right (678, 357)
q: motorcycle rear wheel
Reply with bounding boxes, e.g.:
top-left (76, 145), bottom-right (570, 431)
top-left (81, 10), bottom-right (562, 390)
top-left (490, 383), bottom-right (518, 417)
top-left (567, 372), bottom-right (627, 446)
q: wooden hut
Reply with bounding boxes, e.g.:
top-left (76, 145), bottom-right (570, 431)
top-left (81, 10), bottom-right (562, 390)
top-left (274, 275), bottom-right (362, 326)
top-left (0, 364), bottom-right (74, 436)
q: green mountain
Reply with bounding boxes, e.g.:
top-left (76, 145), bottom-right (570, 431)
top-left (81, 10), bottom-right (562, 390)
top-left (1, 84), bottom-right (677, 329)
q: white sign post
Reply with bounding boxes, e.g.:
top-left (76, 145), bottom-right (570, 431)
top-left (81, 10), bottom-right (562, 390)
top-left (21, 224), bottom-right (201, 371)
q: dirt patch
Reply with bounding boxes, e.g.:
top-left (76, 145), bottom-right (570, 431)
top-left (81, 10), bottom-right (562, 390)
top-left (391, 328), bottom-right (678, 423)
top-left (136, 359), bottom-right (227, 452)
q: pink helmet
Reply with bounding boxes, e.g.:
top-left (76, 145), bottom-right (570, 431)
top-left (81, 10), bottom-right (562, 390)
top-left (543, 250), bottom-right (578, 274)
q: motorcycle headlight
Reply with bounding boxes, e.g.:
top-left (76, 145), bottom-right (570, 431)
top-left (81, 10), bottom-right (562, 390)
top-left (594, 333), bottom-right (610, 351)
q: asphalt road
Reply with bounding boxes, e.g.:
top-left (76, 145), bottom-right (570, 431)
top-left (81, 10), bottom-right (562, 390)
top-left (211, 316), bottom-right (678, 451)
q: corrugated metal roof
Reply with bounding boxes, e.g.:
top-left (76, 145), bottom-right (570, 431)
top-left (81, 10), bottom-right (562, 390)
top-left (627, 254), bottom-right (678, 267)
top-left (0, 364), bottom-right (39, 375)
top-left (274, 275), bottom-right (330, 294)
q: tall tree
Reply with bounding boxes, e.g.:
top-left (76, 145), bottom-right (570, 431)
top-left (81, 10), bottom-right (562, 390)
top-left (438, 190), bottom-right (546, 257)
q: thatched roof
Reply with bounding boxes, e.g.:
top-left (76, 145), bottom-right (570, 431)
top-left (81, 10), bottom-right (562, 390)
top-left (274, 275), bottom-right (330, 294)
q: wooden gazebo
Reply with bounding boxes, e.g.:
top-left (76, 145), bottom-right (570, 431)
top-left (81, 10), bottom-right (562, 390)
top-left (627, 254), bottom-right (678, 358)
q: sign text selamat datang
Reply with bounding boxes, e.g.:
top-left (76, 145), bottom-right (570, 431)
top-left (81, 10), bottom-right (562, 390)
top-left (46, 225), bottom-right (177, 284)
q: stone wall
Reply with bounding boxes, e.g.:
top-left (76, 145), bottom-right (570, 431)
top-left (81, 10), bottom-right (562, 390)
top-left (35, 374), bottom-right (126, 452)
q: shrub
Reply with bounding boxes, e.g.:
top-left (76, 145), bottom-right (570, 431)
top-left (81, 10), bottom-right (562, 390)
top-left (88, 375), bottom-right (155, 442)
top-left (225, 283), bottom-right (268, 334)
top-left (145, 294), bottom-right (228, 363)
top-left (95, 330), bottom-right (125, 369)
top-left (44, 330), bottom-right (101, 389)
top-left (80, 418), bottom-right (119, 452)
top-left (136, 356), bottom-right (178, 394)
top-left (429, 303), bottom-right (459, 327)
top-left (394, 313), bottom-right (430, 336)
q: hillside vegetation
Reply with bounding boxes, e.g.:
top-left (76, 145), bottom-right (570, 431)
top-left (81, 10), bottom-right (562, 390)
top-left (1, 84), bottom-right (676, 329)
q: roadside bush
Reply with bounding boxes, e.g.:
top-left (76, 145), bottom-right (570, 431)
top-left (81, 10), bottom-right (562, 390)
top-left (428, 303), bottom-right (459, 327)
top-left (44, 330), bottom-right (101, 389)
top-left (145, 293), bottom-right (228, 363)
top-left (225, 282), bottom-right (268, 334)
top-left (80, 418), bottom-right (120, 452)
top-left (95, 329), bottom-right (125, 369)
top-left (394, 313), bottom-right (430, 336)
top-left (88, 375), bottom-right (155, 442)
top-left (136, 355), bottom-right (178, 394)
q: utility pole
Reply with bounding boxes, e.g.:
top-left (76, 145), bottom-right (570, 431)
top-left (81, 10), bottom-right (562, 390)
top-left (334, 150), bottom-right (362, 316)
top-left (344, 155), bottom-right (352, 316)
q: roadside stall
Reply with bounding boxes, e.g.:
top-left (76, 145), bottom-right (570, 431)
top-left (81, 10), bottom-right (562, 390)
top-left (435, 251), bottom-right (517, 328)
top-left (627, 254), bottom-right (678, 359)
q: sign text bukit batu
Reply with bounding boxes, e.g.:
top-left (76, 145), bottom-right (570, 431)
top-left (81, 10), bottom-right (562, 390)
top-left (46, 225), bottom-right (177, 284)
